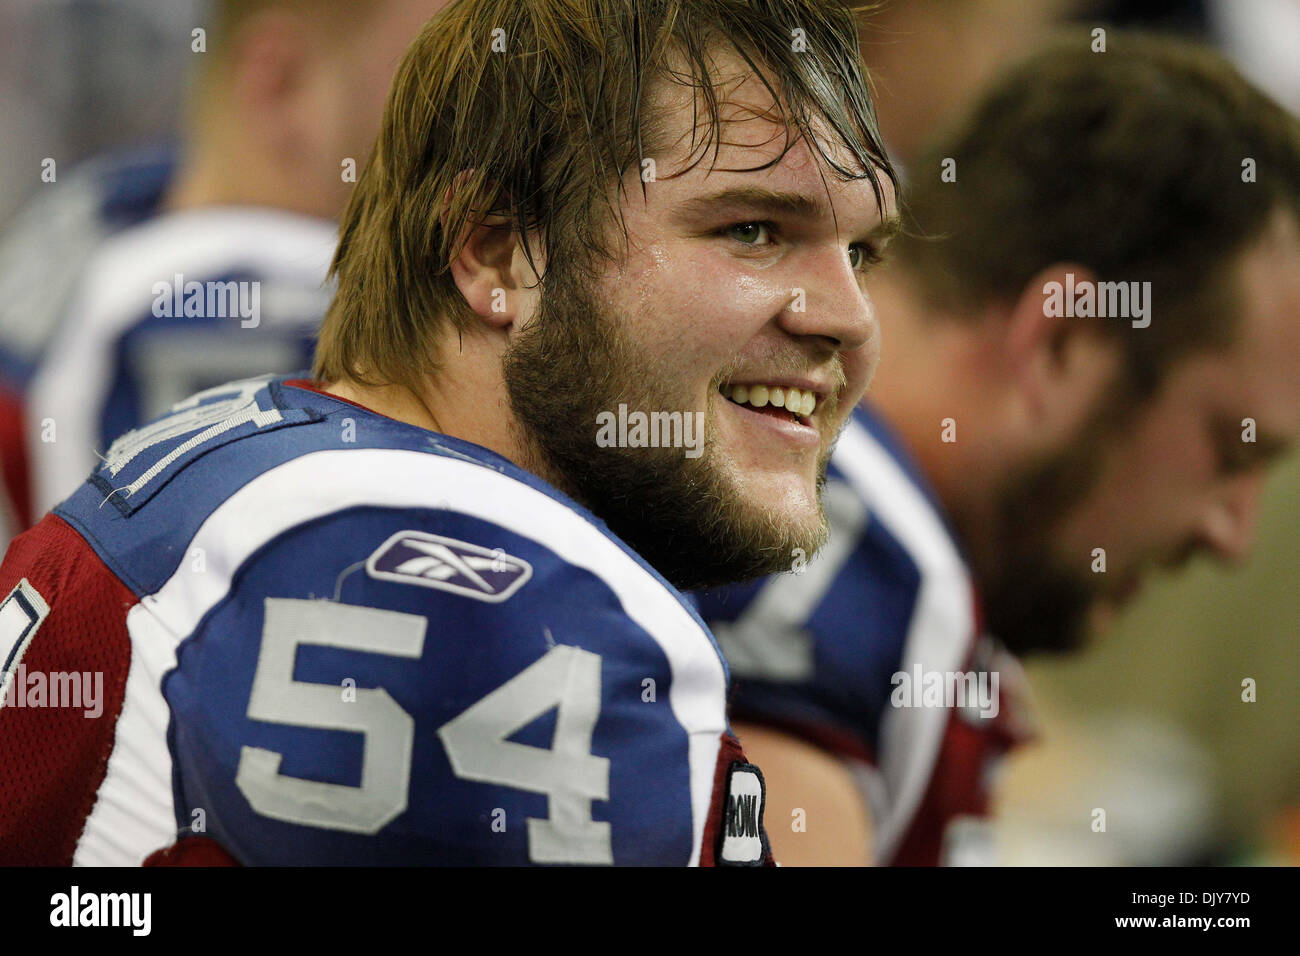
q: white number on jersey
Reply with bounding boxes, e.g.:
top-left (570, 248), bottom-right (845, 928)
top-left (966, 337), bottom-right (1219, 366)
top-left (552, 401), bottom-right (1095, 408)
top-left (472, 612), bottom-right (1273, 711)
top-left (237, 598), bottom-right (613, 863)
top-left (438, 644), bottom-right (613, 864)
top-left (0, 579), bottom-right (51, 709)
top-left (236, 598), bottom-right (425, 833)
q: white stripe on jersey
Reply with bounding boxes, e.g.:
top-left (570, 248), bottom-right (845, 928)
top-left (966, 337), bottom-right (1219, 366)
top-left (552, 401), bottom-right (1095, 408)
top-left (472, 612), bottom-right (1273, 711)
top-left (831, 417), bottom-right (975, 865)
top-left (0, 167), bottom-right (109, 363)
top-left (713, 479), bottom-right (868, 681)
top-left (76, 447), bottom-right (728, 865)
top-left (73, 603), bottom-right (183, 866)
top-left (25, 208), bottom-right (337, 518)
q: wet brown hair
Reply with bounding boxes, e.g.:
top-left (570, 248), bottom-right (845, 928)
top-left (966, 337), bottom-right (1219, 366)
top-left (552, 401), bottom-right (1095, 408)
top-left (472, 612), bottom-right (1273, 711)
top-left (893, 31), bottom-right (1300, 396)
top-left (313, 0), bottom-right (895, 392)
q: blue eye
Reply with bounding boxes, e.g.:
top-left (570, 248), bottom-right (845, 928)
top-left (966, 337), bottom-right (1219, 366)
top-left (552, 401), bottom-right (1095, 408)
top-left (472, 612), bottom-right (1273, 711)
top-left (726, 222), bottom-right (773, 246)
top-left (849, 243), bottom-right (883, 272)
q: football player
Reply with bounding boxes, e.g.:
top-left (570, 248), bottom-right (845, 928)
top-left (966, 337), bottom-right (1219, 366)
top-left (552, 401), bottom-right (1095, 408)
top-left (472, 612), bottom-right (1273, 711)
top-left (700, 32), bottom-right (1300, 865)
top-left (0, 0), bottom-right (450, 544)
top-left (0, 0), bottom-right (897, 865)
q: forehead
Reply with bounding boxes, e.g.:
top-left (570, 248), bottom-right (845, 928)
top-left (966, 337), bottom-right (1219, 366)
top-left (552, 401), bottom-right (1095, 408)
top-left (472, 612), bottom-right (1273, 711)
top-left (1175, 212), bottom-right (1300, 441)
top-left (635, 46), bottom-right (896, 227)
top-left (1237, 212), bottom-right (1300, 350)
top-left (1229, 215), bottom-right (1300, 419)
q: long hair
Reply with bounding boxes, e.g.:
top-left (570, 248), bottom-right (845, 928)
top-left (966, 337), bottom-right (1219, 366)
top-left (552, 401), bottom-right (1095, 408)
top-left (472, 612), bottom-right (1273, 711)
top-left (314, 0), bottom-right (894, 392)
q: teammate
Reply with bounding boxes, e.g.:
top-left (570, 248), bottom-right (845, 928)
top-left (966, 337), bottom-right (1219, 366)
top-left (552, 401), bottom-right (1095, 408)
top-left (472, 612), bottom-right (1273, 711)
top-left (0, 0), bottom-right (449, 541)
top-left (700, 33), bottom-right (1300, 865)
top-left (0, 144), bottom-right (176, 540)
top-left (0, 0), bottom-right (897, 865)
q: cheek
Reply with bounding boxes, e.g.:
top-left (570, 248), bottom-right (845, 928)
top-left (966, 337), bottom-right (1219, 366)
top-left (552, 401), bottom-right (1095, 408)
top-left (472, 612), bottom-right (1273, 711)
top-left (1065, 435), bottom-right (1204, 560)
top-left (621, 251), bottom-right (784, 376)
top-left (841, 334), bottom-right (879, 392)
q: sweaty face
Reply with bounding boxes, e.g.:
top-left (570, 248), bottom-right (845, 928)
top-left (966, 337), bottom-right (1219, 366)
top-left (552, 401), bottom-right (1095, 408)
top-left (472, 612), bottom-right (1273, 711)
top-left (504, 58), bottom-right (897, 591)
top-left (987, 214), bottom-right (1300, 655)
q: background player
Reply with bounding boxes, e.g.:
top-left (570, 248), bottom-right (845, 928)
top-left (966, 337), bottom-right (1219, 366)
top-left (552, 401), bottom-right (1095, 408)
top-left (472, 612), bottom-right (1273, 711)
top-left (0, 0), bottom-right (449, 541)
top-left (700, 31), bottom-right (1300, 865)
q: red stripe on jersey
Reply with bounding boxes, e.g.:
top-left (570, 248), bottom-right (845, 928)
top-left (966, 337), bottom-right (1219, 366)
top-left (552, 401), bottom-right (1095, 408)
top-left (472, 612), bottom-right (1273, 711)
top-left (0, 514), bottom-right (136, 864)
top-left (885, 627), bottom-right (1034, 866)
top-left (0, 383), bottom-right (32, 533)
top-left (145, 837), bottom-right (240, 867)
top-left (886, 709), bottom-right (1001, 865)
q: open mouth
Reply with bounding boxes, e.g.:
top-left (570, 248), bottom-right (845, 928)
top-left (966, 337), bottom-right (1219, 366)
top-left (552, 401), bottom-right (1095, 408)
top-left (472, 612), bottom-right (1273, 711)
top-left (719, 382), bottom-right (817, 426)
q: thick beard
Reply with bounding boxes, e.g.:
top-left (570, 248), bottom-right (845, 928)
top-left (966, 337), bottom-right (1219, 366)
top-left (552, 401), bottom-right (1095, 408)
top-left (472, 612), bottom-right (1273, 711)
top-left (979, 387), bottom-right (1134, 657)
top-left (980, 459), bottom-right (1097, 657)
top-left (502, 266), bottom-right (830, 592)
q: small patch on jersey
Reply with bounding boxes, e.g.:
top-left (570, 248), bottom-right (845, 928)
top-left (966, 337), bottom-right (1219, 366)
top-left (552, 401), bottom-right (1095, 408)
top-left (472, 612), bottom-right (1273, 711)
top-left (365, 531), bottom-right (533, 603)
top-left (91, 376), bottom-right (317, 516)
top-left (719, 761), bottom-right (767, 866)
top-left (0, 579), bottom-right (51, 708)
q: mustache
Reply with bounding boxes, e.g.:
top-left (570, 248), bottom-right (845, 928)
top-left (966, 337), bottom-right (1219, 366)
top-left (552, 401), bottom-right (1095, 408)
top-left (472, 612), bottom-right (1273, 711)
top-left (710, 351), bottom-right (849, 410)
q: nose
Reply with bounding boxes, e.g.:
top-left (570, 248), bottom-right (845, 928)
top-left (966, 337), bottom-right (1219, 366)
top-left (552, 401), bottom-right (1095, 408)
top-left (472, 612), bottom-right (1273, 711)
top-left (1197, 471), bottom-right (1268, 564)
top-left (776, 252), bottom-right (879, 355)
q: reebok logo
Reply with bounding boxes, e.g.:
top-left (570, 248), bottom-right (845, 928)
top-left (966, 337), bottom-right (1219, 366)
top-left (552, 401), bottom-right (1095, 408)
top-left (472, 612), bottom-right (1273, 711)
top-left (365, 531), bottom-right (532, 603)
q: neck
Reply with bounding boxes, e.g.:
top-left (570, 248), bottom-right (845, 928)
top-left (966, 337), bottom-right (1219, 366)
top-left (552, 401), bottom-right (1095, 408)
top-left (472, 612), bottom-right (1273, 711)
top-left (164, 115), bottom-right (342, 218)
top-left (323, 327), bottom-right (534, 474)
top-left (861, 272), bottom-right (1007, 545)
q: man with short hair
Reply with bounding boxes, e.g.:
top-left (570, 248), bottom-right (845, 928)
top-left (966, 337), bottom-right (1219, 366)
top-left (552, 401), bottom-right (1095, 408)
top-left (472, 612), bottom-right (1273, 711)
top-left (4, 0), bottom-right (449, 536)
top-left (0, 0), bottom-right (897, 866)
top-left (701, 32), bottom-right (1300, 865)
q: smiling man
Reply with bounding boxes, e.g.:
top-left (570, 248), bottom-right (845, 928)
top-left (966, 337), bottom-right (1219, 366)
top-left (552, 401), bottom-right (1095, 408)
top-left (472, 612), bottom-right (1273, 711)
top-left (0, 0), bottom-right (895, 865)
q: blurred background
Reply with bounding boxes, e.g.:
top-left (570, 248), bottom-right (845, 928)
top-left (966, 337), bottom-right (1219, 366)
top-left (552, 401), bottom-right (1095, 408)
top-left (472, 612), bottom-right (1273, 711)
top-left (855, 0), bottom-right (1300, 866)
top-left (0, 0), bottom-right (201, 226)
top-left (0, 0), bottom-right (1294, 864)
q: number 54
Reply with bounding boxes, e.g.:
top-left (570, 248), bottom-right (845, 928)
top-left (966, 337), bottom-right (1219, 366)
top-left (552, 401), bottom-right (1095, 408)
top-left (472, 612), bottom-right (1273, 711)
top-left (235, 598), bottom-right (613, 864)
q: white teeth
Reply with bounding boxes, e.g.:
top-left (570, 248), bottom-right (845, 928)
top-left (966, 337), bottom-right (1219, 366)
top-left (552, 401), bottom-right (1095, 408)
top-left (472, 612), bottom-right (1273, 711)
top-left (721, 383), bottom-right (818, 419)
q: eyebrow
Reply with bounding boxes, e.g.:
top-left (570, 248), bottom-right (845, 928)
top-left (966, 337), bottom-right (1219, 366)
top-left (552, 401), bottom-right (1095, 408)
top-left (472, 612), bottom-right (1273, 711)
top-left (1213, 416), bottom-right (1291, 468)
top-left (673, 186), bottom-right (902, 243)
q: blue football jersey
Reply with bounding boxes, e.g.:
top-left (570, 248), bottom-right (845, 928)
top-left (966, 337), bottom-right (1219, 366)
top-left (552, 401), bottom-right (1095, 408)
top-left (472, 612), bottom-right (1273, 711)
top-left (0, 146), bottom-right (176, 392)
top-left (24, 206), bottom-right (336, 520)
top-left (698, 403), bottom-right (1032, 865)
top-left (0, 376), bottom-right (773, 866)
top-left (0, 148), bottom-right (176, 542)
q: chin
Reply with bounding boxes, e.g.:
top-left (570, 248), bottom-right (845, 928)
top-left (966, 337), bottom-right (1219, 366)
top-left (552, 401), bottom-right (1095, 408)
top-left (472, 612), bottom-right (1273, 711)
top-left (752, 483), bottom-right (821, 524)
top-left (726, 451), bottom-right (823, 505)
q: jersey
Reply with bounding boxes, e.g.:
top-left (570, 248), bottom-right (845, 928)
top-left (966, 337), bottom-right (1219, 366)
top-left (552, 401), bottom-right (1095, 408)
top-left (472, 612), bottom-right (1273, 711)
top-left (697, 403), bottom-right (1034, 866)
top-left (0, 376), bottom-right (773, 866)
top-left (24, 206), bottom-right (337, 522)
top-left (0, 146), bottom-right (175, 539)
